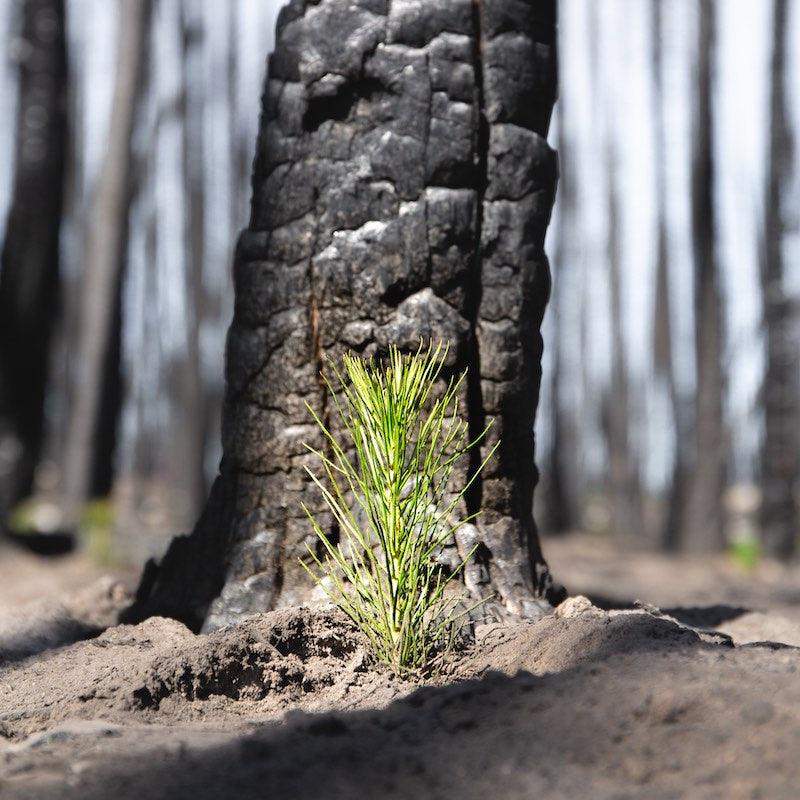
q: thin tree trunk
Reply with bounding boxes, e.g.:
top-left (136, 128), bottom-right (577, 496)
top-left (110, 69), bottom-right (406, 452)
top-left (178, 0), bottom-right (207, 525)
top-left (542, 299), bottom-right (573, 535)
top-left (228, 2), bottom-right (250, 232)
top-left (683, 0), bottom-right (725, 552)
top-left (759, 0), bottom-right (798, 560)
top-left (60, 0), bottom-right (151, 525)
top-left (605, 138), bottom-right (642, 541)
top-left (654, 244), bottom-right (688, 551)
top-left (126, 0), bottom-right (564, 631)
top-left (540, 115), bottom-right (577, 536)
top-left (0, 0), bottom-right (67, 525)
top-left (651, 0), bottom-right (685, 551)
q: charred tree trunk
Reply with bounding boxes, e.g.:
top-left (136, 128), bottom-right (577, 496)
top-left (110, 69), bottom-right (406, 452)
top-left (541, 296), bottom-right (573, 536)
top-left (654, 241), bottom-right (688, 551)
top-left (127, 0), bottom-right (563, 631)
top-left (650, 0), bottom-right (685, 551)
top-left (0, 0), bottom-right (67, 525)
top-left (60, 0), bottom-right (151, 524)
top-left (759, 0), bottom-right (798, 560)
top-left (177, 0), bottom-right (207, 530)
top-left (684, 0), bottom-right (725, 552)
top-left (605, 136), bottom-right (642, 541)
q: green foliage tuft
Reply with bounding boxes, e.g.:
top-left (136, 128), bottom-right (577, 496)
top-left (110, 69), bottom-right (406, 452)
top-left (301, 341), bottom-right (496, 672)
top-left (81, 498), bottom-right (115, 564)
top-left (728, 532), bottom-right (761, 570)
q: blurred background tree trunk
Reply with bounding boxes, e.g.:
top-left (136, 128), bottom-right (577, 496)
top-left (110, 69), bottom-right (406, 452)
top-left (539, 114), bottom-right (578, 537)
top-left (605, 137), bottom-right (644, 542)
top-left (650, 0), bottom-right (685, 552)
top-left (111, 0), bottom-right (207, 566)
top-left (60, 0), bottom-right (151, 527)
top-left (759, 0), bottom-right (798, 560)
top-left (683, 0), bottom-right (726, 553)
top-left (541, 292), bottom-right (574, 536)
top-left (179, 1), bottom-right (209, 527)
top-left (0, 0), bottom-right (66, 528)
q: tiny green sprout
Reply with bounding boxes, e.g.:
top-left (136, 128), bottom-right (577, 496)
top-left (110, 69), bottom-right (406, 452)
top-left (300, 341), bottom-right (497, 672)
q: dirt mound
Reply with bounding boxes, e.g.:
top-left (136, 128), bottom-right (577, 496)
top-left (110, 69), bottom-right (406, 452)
top-left (0, 598), bottom-right (710, 740)
top-left (455, 598), bottom-right (703, 678)
top-left (0, 606), bottom-right (414, 739)
top-left (1, 599), bottom-right (798, 799)
top-left (2, 598), bottom-right (800, 798)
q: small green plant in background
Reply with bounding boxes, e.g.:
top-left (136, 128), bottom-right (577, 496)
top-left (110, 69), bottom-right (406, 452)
top-left (81, 498), bottom-right (115, 565)
top-left (728, 530), bottom-right (762, 570)
top-left (301, 341), bottom-right (496, 672)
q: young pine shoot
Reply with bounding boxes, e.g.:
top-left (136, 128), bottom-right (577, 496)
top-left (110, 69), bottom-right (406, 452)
top-left (301, 342), bottom-right (496, 672)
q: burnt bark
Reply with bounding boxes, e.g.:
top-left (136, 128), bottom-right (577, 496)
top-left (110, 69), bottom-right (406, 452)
top-left (0, 0), bottom-right (67, 525)
top-left (127, 0), bottom-right (563, 631)
top-left (759, 0), bottom-right (798, 560)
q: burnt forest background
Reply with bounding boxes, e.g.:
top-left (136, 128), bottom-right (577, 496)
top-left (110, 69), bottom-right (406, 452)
top-left (0, 0), bottom-right (798, 568)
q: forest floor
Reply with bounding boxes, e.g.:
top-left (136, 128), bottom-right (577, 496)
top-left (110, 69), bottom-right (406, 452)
top-left (1, 533), bottom-right (800, 799)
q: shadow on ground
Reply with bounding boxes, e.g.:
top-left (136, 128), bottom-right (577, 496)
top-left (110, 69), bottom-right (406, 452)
top-left (0, 618), bottom-right (103, 666)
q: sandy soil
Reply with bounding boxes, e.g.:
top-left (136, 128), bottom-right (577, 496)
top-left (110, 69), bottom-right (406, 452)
top-left (0, 542), bottom-right (134, 663)
top-left (546, 533), bottom-right (800, 614)
top-left (1, 535), bottom-right (799, 799)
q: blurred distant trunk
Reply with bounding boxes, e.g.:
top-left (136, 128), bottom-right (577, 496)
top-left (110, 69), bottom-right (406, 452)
top-left (759, 0), bottom-right (798, 560)
top-left (0, 0), bottom-right (66, 525)
top-left (113, 1), bottom-right (209, 565)
top-left (683, 0), bottom-right (725, 553)
top-left (651, 0), bottom-right (685, 551)
top-left (542, 295), bottom-right (572, 535)
top-left (541, 121), bottom-right (577, 536)
top-left (180, 2), bottom-right (208, 514)
top-left (228, 3), bottom-right (251, 230)
top-left (605, 141), bottom-right (642, 540)
top-left (61, 0), bottom-right (151, 525)
top-left (654, 248), bottom-right (688, 550)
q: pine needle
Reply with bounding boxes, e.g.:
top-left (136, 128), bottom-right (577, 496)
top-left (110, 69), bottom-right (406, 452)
top-left (301, 341), bottom-right (497, 671)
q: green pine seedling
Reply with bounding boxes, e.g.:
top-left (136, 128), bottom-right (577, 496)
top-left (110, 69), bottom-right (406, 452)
top-left (301, 341), bottom-right (496, 672)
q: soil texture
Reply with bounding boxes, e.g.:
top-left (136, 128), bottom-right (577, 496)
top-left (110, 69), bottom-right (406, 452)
top-left (1, 535), bottom-right (799, 798)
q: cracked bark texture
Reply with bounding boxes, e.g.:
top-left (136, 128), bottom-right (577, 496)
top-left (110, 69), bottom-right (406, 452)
top-left (127, 0), bottom-right (562, 631)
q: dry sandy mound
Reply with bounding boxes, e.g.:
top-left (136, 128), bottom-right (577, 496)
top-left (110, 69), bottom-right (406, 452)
top-left (0, 598), bottom-right (711, 740)
top-left (453, 596), bottom-right (704, 678)
top-left (1, 599), bottom-right (799, 799)
top-left (0, 606), bottom-right (414, 739)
